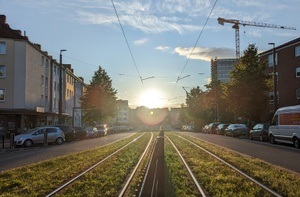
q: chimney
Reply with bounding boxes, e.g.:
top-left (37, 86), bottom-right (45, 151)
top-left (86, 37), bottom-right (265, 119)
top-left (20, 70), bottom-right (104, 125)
top-left (33, 43), bottom-right (41, 50)
top-left (0, 15), bottom-right (6, 25)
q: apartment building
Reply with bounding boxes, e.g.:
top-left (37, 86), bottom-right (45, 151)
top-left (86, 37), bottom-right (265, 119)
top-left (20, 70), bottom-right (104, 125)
top-left (116, 100), bottom-right (129, 125)
top-left (259, 37), bottom-right (300, 112)
top-left (0, 15), bottom-right (86, 136)
top-left (211, 58), bottom-right (237, 83)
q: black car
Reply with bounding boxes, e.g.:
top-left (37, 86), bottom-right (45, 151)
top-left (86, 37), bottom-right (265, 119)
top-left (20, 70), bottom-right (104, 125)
top-left (216, 123), bottom-right (230, 135)
top-left (224, 124), bottom-right (250, 137)
top-left (73, 126), bottom-right (87, 140)
top-left (249, 123), bottom-right (269, 141)
top-left (51, 125), bottom-right (75, 142)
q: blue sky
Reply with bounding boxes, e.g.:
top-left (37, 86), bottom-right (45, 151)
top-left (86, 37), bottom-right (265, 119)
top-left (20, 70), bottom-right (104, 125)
top-left (1, 0), bottom-right (300, 108)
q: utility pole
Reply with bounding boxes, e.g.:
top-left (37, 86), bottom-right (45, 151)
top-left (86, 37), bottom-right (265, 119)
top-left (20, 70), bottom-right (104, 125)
top-left (59, 49), bottom-right (66, 124)
top-left (268, 43), bottom-right (277, 111)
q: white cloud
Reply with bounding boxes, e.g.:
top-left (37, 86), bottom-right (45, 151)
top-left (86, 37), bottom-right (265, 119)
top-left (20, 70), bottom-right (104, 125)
top-left (174, 47), bottom-right (235, 61)
top-left (156, 46), bottom-right (170, 52)
top-left (134, 38), bottom-right (149, 45)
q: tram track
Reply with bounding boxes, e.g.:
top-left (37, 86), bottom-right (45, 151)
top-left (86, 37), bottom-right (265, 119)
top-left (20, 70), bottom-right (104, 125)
top-left (45, 132), bottom-right (153, 196)
top-left (165, 132), bottom-right (284, 197)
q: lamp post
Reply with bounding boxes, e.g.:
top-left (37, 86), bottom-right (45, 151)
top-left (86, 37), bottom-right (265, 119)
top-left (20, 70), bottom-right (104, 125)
top-left (59, 49), bottom-right (67, 124)
top-left (268, 43), bottom-right (277, 111)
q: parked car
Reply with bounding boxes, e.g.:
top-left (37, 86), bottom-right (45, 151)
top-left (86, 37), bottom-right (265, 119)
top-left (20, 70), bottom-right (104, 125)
top-left (249, 123), bottom-right (269, 141)
top-left (207, 122), bottom-right (220, 134)
top-left (51, 124), bottom-right (75, 142)
top-left (269, 105), bottom-right (300, 148)
top-left (202, 125), bottom-right (209, 133)
top-left (95, 124), bottom-right (108, 136)
top-left (73, 126), bottom-right (87, 140)
top-left (85, 126), bottom-right (99, 138)
top-left (216, 123), bottom-right (230, 135)
top-left (224, 124), bottom-right (250, 137)
top-left (14, 126), bottom-right (65, 147)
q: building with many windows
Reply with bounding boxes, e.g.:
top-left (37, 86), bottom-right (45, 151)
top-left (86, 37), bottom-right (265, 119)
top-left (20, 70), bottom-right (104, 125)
top-left (0, 15), bottom-right (86, 136)
top-left (259, 37), bottom-right (300, 112)
top-left (211, 58), bottom-right (237, 83)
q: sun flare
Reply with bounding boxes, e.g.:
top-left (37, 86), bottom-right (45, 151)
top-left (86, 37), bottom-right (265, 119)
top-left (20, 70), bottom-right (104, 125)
top-left (138, 89), bottom-right (165, 108)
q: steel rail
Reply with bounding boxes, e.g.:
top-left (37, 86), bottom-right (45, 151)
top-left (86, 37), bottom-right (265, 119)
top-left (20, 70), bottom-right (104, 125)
top-left (166, 135), bottom-right (208, 197)
top-left (46, 132), bottom-right (146, 197)
top-left (177, 134), bottom-right (283, 197)
top-left (118, 132), bottom-right (153, 197)
top-left (138, 136), bottom-right (158, 197)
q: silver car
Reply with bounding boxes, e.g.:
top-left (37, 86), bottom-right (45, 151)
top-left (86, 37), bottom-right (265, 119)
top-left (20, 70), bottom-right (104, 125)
top-left (14, 126), bottom-right (65, 147)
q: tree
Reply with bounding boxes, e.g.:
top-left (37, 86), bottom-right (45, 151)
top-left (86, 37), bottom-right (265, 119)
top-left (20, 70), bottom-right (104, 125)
top-left (81, 66), bottom-right (118, 125)
top-left (223, 44), bottom-right (271, 123)
top-left (185, 86), bottom-right (214, 130)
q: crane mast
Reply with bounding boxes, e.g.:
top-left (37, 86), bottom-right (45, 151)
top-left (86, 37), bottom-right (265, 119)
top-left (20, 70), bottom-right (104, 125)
top-left (217, 17), bottom-right (296, 59)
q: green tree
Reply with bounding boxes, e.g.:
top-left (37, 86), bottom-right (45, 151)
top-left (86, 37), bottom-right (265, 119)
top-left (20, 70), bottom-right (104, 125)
top-left (185, 86), bottom-right (214, 130)
top-left (223, 44), bottom-right (271, 123)
top-left (81, 66), bottom-right (118, 125)
top-left (205, 80), bottom-right (234, 123)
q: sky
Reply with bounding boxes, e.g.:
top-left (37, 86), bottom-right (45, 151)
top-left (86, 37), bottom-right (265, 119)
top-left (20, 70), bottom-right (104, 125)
top-left (1, 0), bottom-right (300, 109)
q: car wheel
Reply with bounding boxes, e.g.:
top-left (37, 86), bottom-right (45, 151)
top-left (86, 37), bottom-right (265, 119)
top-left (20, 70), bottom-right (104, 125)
top-left (56, 137), bottom-right (63, 145)
top-left (249, 134), bottom-right (253, 140)
top-left (24, 139), bottom-right (33, 147)
top-left (259, 135), bottom-right (264, 142)
top-left (293, 137), bottom-right (300, 149)
top-left (269, 135), bottom-right (276, 144)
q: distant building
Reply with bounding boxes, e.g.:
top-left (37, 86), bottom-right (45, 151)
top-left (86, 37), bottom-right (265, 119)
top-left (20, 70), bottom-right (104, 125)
top-left (259, 37), bottom-right (300, 112)
top-left (211, 58), bottom-right (237, 83)
top-left (116, 100), bottom-right (129, 125)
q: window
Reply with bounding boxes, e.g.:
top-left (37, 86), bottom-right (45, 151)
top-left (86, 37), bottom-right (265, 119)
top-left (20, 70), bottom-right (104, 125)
top-left (0, 65), bottom-right (6, 78)
top-left (41, 75), bottom-right (44, 86)
top-left (296, 67), bottom-right (300, 78)
top-left (45, 77), bottom-right (48, 88)
top-left (0, 89), bottom-right (5, 101)
top-left (41, 95), bottom-right (44, 106)
top-left (268, 53), bottom-right (278, 67)
top-left (295, 46), bottom-right (300, 57)
top-left (296, 88), bottom-right (300, 99)
top-left (45, 59), bottom-right (49, 69)
top-left (0, 41), bottom-right (6, 54)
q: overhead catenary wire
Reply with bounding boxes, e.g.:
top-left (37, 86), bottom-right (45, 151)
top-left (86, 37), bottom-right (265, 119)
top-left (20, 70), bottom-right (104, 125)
top-left (110, 0), bottom-right (145, 89)
top-left (169, 0), bottom-right (219, 102)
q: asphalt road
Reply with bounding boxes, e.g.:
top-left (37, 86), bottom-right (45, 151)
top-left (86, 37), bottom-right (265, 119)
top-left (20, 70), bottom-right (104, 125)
top-left (1, 131), bottom-right (299, 175)
top-left (185, 132), bottom-right (300, 174)
top-left (0, 132), bottom-right (136, 172)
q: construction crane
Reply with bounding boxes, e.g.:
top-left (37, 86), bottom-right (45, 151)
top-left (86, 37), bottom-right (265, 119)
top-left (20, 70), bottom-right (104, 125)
top-left (217, 17), bottom-right (296, 59)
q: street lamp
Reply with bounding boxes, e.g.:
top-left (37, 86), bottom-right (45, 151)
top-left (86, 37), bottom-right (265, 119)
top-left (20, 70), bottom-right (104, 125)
top-left (59, 49), bottom-right (67, 124)
top-left (268, 43), bottom-right (277, 111)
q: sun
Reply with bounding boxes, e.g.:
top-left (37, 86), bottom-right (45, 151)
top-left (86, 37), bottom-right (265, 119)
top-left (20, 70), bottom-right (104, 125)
top-left (139, 89), bottom-right (165, 108)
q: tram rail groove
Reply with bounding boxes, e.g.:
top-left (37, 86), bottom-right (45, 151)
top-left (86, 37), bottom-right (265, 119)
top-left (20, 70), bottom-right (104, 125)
top-left (171, 133), bottom-right (283, 197)
top-left (46, 132), bottom-right (147, 197)
top-left (118, 132), bottom-right (154, 197)
top-left (166, 135), bottom-right (208, 197)
top-left (138, 136), bottom-right (159, 197)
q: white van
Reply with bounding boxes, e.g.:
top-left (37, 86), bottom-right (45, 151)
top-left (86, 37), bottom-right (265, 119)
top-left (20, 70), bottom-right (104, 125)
top-left (269, 105), bottom-right (300, 148)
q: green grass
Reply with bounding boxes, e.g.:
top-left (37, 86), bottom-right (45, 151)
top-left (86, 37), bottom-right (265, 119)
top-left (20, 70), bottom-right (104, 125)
top-left (164, 137), bottom-right (200, 196)
top-left (166, 132), bottom-right (300, 197)
top-left (0, 132), bottom-right (150, 197)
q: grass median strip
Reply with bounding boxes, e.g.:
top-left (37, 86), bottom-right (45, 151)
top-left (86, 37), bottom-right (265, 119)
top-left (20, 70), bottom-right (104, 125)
top-left (55, 132), bottom-right (152, 196)
top-left (164, 137), bottom-right (200, 196)
top-left (0, 132), bottom-right (148, 197)
top-left (168, 132), bottom-right (300, 197)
